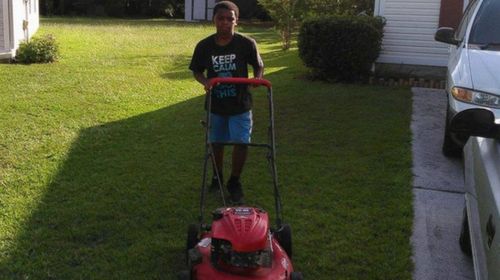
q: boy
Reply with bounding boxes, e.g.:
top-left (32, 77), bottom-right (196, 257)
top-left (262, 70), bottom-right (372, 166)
top-left (189, 1), bottom-right (264, 204)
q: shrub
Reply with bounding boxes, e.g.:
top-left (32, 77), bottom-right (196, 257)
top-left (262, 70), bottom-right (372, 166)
top-left (298, 15), bottom-right (384, 82)
top-left (16, 34), bottom-right (60, 64)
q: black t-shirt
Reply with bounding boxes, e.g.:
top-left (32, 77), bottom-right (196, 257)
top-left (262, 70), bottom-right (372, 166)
top-left (189, 33), bottom-right (263, 115)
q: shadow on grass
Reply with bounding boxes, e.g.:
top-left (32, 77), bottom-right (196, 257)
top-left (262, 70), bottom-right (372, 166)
top-left (0, 96), bottom-right (207, 279)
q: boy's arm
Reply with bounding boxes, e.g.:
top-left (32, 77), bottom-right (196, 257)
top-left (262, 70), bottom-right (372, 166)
top-left (193, 71), bottom-right (210, 92)
top-left (253, 65), bottom-right (264, 79)
top-left (250, 40), bottom-right (264, 79)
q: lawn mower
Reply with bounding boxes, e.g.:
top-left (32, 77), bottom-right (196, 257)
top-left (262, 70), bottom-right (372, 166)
top-left (179, 78), bottom-right (303, 279)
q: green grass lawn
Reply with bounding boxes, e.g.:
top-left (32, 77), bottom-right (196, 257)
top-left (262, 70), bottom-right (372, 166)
top-left (0, 18), bottom-right (413, 279)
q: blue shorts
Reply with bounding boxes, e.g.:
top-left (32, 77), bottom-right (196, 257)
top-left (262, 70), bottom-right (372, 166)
top-left (209, 111), bottom-right (252, 144)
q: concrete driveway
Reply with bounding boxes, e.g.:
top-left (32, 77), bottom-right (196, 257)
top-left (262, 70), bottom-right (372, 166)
top-left (411, 88), bottom-right (474, 280)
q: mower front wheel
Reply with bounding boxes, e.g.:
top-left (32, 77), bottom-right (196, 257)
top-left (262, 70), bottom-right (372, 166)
top-left (290, 271), bottom-right (303, 280)
top-left (276, 224), bottom-right (293, 259)
top-left (186, 224), bottom-right (200, 265)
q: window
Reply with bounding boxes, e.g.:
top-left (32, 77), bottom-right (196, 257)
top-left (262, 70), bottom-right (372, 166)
top-left (469, 0), bottom-right (500, 45)
top-left (455, 0), bottom-right (480, 42)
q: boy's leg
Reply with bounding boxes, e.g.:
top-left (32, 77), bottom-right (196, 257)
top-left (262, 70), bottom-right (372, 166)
top-left (227, 111), bottom-right (252, 203)
top-left (231, 145), bottom-right (247, 177)
top-left (209, 113), bottom-right (229, 189)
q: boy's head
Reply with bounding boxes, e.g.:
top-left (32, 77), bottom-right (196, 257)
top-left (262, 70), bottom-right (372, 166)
top-left (213, 1), bottom-right (239, 19)
top-left (213, 1), bottom-right (239, 36)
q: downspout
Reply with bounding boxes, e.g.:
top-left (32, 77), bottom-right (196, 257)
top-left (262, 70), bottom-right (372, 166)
top-left (372, 0), bottom-right (384, 73)
top-left (23, 0), bottom-right (29, 41)
top-left (204, 0), bottom-right (207, 20)
top-left (191, 0), bottom-right (194, 21)
top-left (373, 0), bottom-right (384, 16)
top-left (8, 0), bottom-right (13, 50)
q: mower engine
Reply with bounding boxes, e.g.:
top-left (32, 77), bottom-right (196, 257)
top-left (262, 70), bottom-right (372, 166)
top-left (210, 207), bottom-right (272, 271)
top-left (186, 206), bottom-right (298, 279)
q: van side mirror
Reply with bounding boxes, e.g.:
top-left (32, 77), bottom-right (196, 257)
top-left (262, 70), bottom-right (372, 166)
top-left (450, 109), bottom-right (499, 139)
top-left (435, 27), bottom-right (459, 45)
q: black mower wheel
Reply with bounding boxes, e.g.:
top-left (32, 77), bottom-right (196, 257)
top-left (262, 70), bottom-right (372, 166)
top-left (177, 270), bottom-right (191, 280)
top-left (186, 224), bottom-right (199, 265)
top-left (276, 224), bottom-right (292, 260)
top-left (187, 224), bottom-right (199, 249)
top-left (290, 271), bottom-right (303, 280)
top-left (459, 207), bottom-right (472, 257)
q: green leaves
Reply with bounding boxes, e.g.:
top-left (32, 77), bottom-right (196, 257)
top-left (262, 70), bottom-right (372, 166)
top-left (15, 35), bottom-right (60, 64)
top-left (298, 16), bottom-right (385, 82)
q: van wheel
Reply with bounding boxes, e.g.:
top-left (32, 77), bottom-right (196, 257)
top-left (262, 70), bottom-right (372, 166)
top-left (442, 108), bottom-right (462, 157)
top-left (459, 207), bottom-right (472, 257)
top-left (186, 224), bottom-right (199, 265)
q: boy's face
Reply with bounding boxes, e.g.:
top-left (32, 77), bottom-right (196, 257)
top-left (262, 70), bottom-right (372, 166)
top-left (214, 8), bottom-right (237, 37)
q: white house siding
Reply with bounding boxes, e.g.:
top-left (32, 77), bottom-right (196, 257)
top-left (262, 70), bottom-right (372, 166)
top-left (185, 0), bottom-right (216, 21)
top-left (12, 0), bottom-right (39, 49)
top-left (375, 0), bottom-right (450, 67)
top-left (0, 0), bottom-right (39, 58)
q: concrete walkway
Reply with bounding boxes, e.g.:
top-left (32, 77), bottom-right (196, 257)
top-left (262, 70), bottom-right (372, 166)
top-left (411, 88), bottom-right (474, 280)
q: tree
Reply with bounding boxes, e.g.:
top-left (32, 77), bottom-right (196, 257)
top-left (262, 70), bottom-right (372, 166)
top-left (258, 0), bottom-right (304, 50)
top-left (258, 0), bottom-right (375, 50)
top-left (306, 0), bottom-right (374, 16)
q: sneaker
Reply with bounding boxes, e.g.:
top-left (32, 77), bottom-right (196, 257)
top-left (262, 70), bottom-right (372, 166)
top-left (227, 180), bottom-right (244, 205)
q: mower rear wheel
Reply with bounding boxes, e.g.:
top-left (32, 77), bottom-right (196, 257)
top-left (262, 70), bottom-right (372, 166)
top-left (290, 271), bottom-right (303, 280)
top-left (276, 224), bottom-right (292, 259)
top-left (187, 224), bottom-right (199, 249)
top-left (186, 224), bottom-right (199, 265)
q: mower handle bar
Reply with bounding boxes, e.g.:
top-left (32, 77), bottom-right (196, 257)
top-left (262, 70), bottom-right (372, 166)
top-left (208, 77), bottom-right (272, 89)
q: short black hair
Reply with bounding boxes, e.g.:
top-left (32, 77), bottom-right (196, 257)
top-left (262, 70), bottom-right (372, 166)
top-left (213, 1), bottom-right (239, 18)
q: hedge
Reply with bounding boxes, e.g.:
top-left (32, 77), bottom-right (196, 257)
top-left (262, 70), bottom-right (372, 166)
top-left (15, 35), bottom-right (60, 64)
top-left (298, 15), bottom-right (385, 82)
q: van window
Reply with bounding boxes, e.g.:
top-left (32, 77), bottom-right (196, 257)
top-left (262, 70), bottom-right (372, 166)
top-left (469, 0), bottom-right (500, 45)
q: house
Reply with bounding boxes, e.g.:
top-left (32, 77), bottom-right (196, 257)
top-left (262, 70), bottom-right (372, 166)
top-left (0, 0), bottom-right (40, 60)
top-left (185, 0), bottom-right (217, 21)
top-left (373, 0), bottom-right (466, 77)
top-left (185, 0), bottom-right (263, 21)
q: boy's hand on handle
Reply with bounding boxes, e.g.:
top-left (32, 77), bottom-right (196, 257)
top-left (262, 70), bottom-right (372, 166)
top-left (203, 80), bottom-right (211, 93)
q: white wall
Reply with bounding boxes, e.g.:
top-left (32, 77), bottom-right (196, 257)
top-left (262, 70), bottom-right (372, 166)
top-left (12, 0), bottom-right (39, 50)
top-left (374, 0), bottom-right (450, 67)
